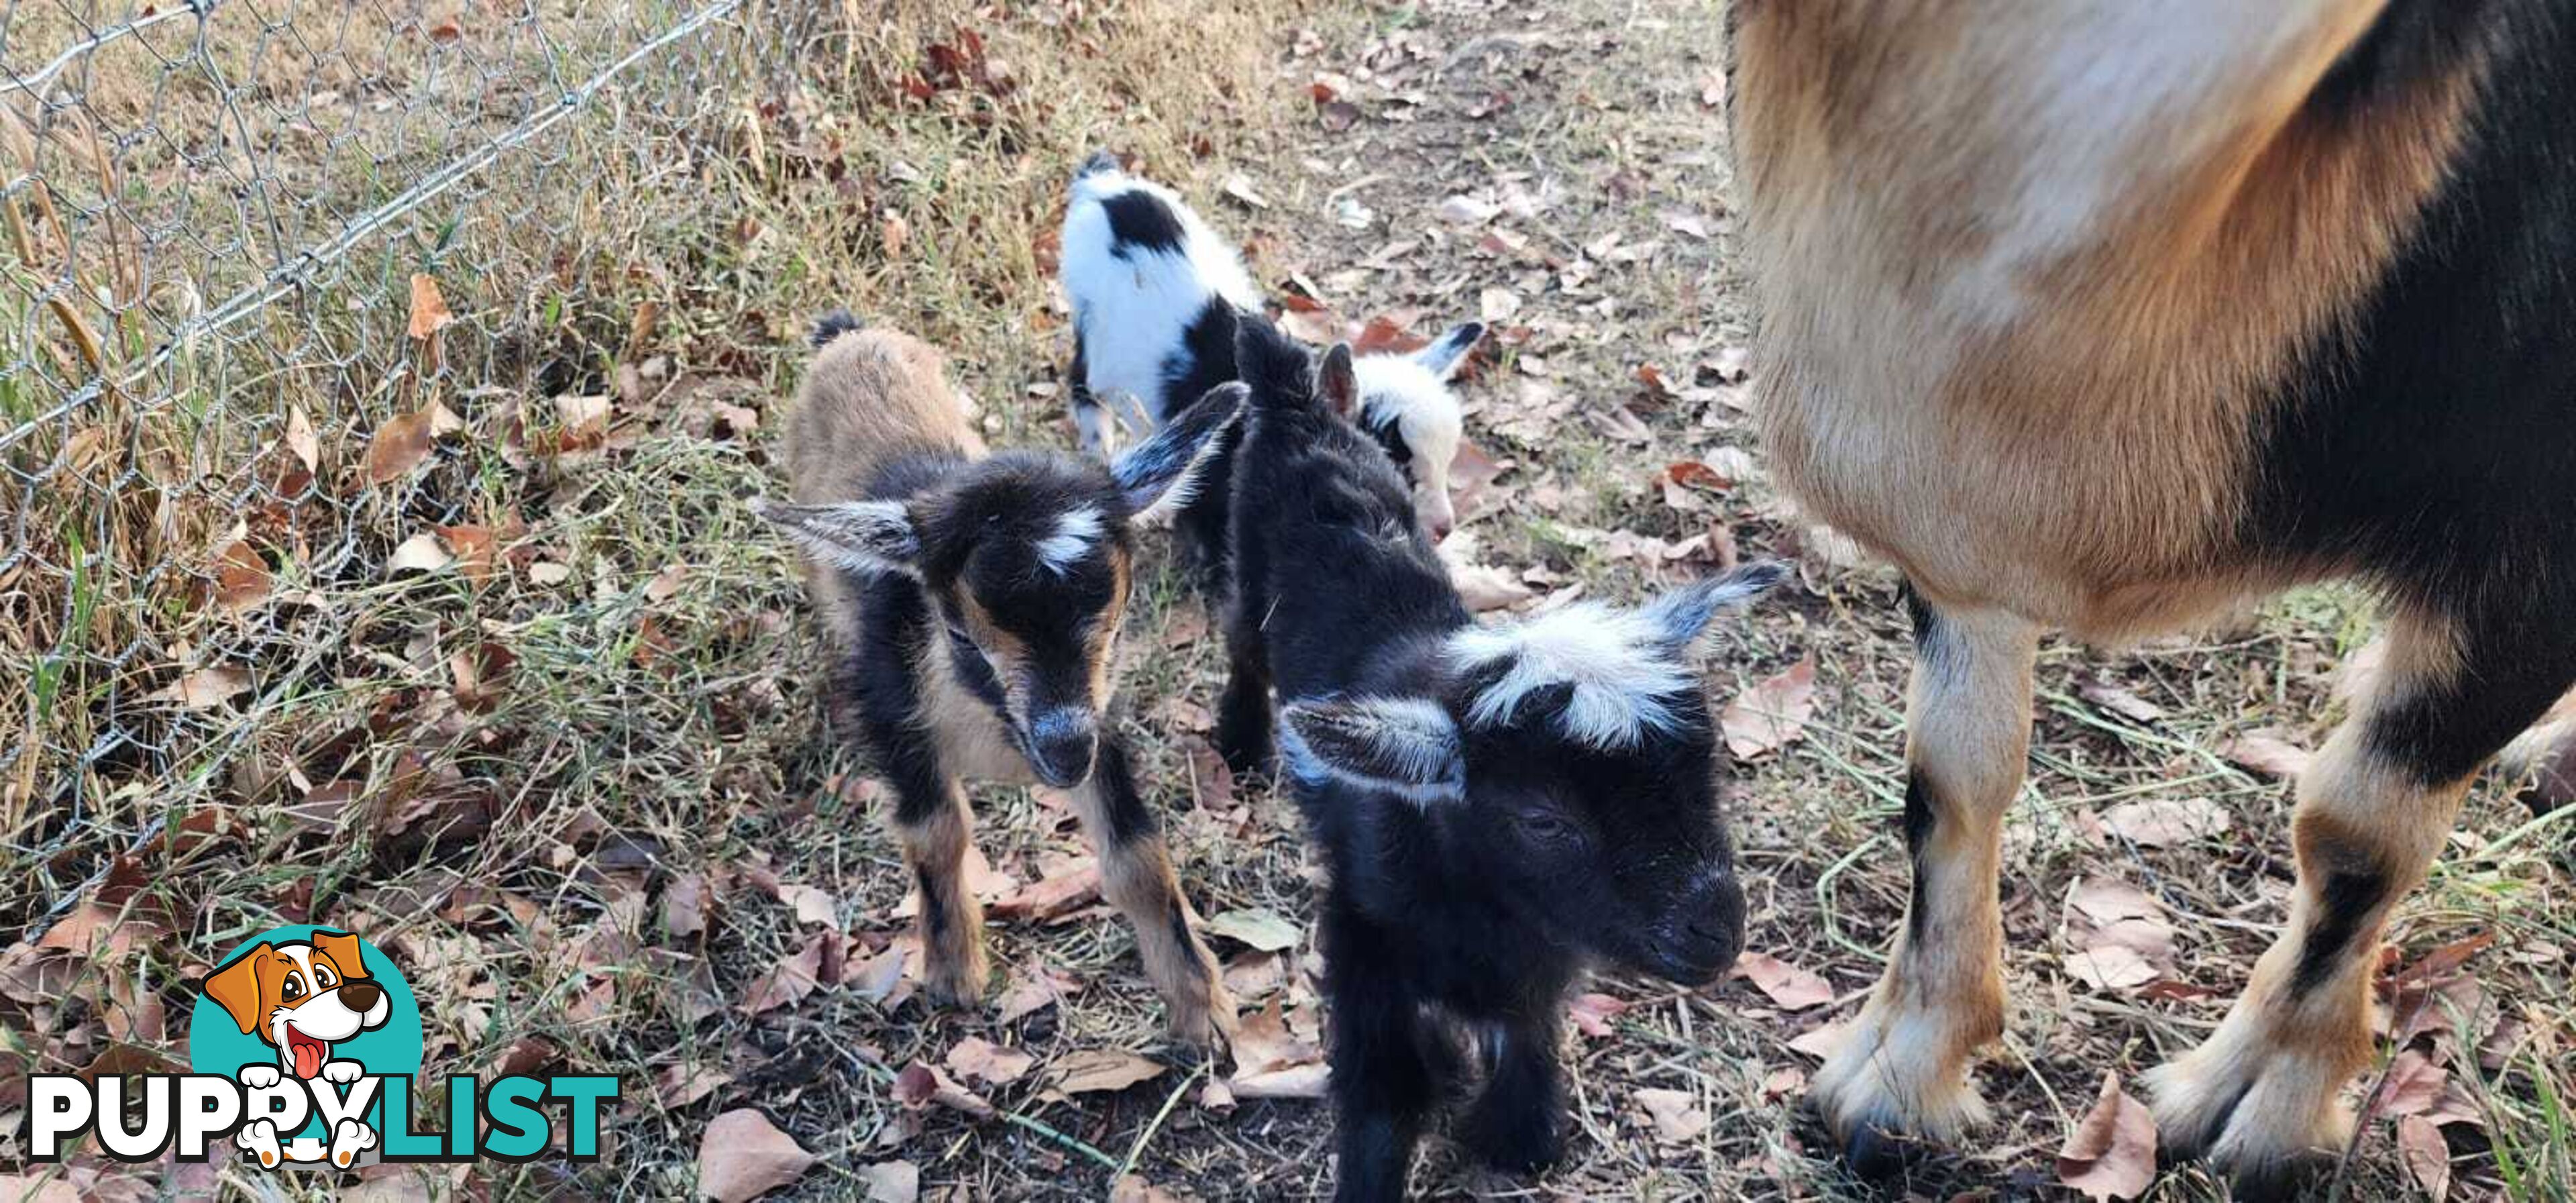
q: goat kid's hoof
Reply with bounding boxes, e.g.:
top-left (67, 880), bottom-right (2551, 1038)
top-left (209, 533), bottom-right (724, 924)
top-left (918, 953), bottom-right (991, 1008)
top-left (1456, 1106), bottom-right (1563, 1176)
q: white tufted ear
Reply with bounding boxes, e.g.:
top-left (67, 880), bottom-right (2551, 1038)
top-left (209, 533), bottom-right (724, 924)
top-left (1279, 695), bottom-right (1465, 807)
top-left (751, 498), bottom-right (921, 578)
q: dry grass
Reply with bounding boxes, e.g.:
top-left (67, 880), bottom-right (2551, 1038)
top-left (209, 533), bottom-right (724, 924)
top-left (3, 0), bottom-right (2571, 1200)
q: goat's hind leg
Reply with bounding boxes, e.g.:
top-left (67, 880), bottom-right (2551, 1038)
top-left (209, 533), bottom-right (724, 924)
top-left (1811, 594), bottom-right (2039, 1174)
top-left (2148, 600), bottom-right (2576, 1198)
top-left (1076, 735), bottom-right (1232, 1047)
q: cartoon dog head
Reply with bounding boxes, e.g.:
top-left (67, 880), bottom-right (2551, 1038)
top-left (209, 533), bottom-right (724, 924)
top-left (201, 931), bottom-right (390, 1080)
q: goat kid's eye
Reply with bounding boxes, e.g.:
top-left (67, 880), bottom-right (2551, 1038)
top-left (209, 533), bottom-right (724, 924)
top-left (1517, 812), bottom-right (1578, 842)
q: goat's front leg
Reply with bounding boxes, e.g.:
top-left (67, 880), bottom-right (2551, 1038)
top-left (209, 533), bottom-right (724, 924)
top-left (2147, 603), bottom-right (2574, 1199)
top-left (1326, 914), bottom-right (1440, 1203)
top-left (1075, 735), bottom-right (1232, 1047)
top-left (854, 666), bottom-right (987, 1005)
top-left (1455, 1008), bottom-right (1566, 1175)
top-left (1811, 591), bottom-right (2037, 1173)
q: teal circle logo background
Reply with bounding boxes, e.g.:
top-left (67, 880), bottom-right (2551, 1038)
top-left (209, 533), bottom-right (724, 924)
top-left (186, 925), bottom-right (425, 1090)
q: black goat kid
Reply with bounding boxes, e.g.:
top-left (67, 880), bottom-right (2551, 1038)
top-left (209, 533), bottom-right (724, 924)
top-left (1214, 324), bottom-right (1786, 1199)
top-left (752, 315), bottom-right (1242, 1045)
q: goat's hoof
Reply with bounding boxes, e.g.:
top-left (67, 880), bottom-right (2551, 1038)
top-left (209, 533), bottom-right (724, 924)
top-left (918, 952), bottom-right (991, 1008)
top-left (1839, 1122), bottom-right (1938, 1186)
top-left (1456, 1104), bottom-right (1562, 1175)
top-left (2145, 1040), bottom-right (2348, 1203)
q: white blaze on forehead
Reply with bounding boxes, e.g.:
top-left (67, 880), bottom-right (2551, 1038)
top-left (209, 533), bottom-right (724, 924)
top-left (1034, 506), bottom-right (1106, 576)
top-left (1447, 603), bottom-right (1695, 749)
top-left (1354, 354), bottom-right (1464, 493)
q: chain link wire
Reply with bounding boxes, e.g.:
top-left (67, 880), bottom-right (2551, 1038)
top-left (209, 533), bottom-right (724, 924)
top-left (1, 0), bottom-right (813, 935)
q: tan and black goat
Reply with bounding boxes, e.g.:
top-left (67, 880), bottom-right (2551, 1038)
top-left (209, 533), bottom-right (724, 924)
top-left (752, 313), bottom-right (1242, 1045)
top-left (1733, 3), bottom-right (2576, 1195)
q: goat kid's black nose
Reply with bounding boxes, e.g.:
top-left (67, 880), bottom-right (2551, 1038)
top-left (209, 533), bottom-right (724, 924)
top-left (1681, 872), bottom-right (1747, 969)
top-left (337, 979), bottom-right (384, 1011)
top-left (1028, 708), bottom-right (1097, 786)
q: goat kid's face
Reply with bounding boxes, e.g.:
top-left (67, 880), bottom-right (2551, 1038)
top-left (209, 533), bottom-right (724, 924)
top-left (758, 388), bottom-right (1246, 788)
top-left (1282, 562), bottom-right (1786, 983)
top-left (1337, 323), bottom-right (1483, 543)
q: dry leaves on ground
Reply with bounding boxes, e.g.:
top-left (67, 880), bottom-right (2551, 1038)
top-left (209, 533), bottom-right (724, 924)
top-left (1635, 1088), bottom-right (1711, 1143)
top-left (696, 1110), bottom-right (814, 1203)
top-left (894, 1061), bottom-right (996, 1120)
top-left (856, 1160), bottom-right (920, 1203)
top-left (1049, 1049), bottom-right (1166, 1097)
top-left (2220, 728), bottom-right (2313, 780)
top-left (2055, 1072), bottom-right (2157, 1201)
top-left (2099, 797), bottom-right (2229, 848)
top-left (1566, 992), bottom-right (1629, 1038)
top-left (1720, 656), bottom-right (1816, 760)
top-left (1204, 907), bottom-right (1301, 953)
top-left (1229, 998), bottom-right (1328, 1100)
top-left (2061, 877), bottom-right (2178, 994)
top-left (1731, 951), bottom-right (1834, 1010)
top-left (944, 1037), bottom-right (1034, 1088)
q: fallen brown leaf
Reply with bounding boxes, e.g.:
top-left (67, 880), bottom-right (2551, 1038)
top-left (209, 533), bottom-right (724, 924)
top-left (1566, 992), bottom-right (1629, 1038)
top-left (945, 1037), bottom-right (1034, 1087)
top-left (407, 273), bottom-right (454, 340)
top-left (2398, 1116), bottom-right (2451, 1200)
top-left (1050, 1049), bottom-right (1166, 1096)
top-left (2080, 681), bottom-right (2166, 724)
top-left (1635, 1087), bottom-right (1710, 1143)
top-left (856, 1161), bottom-right (920, 1203)
top-left (2100, 798), bottom-right (2229, 849)
top-left (364, 411), bottom-right (435, 486)
top-left (1720, 657), bottom-right (1817, 760)
top-left (1731, 951), bottom-right (1834, 1010)
top-left (2220, 729), bottom-right (2312, 780)
top-left (696, 1110), bottom-right (814, 1203)
top-left (2056, 1071), bottom-right (2157, 1201)
top-left (1205, 908), bottom-right (1301, 953)
top-left (738, 933), bottom-right (827, 1015)
top-left (894, 1060), bottom-right (997, 1119)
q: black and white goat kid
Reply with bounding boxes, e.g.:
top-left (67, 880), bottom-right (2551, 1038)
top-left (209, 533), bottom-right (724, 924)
top-left (1061, 152), bottom-right (1482, 541)
top-left (752, 313), bottom-right (1241, 1045)
top-left (1212, 324), bottom-right (1786, 1200)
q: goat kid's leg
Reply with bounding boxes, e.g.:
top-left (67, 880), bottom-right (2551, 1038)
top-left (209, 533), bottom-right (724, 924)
top-left (1327, 916), bottom-right (1441, 1203)
top-left (1812, 594), bottom-right (2038, 1172)
top-left (1216, 623), bottom-right (1277, 779)
top-left (2147, 604), bottom-right (2576, 1199)
top-left (1069, 336), bottom-right (1112, 460)
top-left (1075, 735), bottom-right (1232, 1047)
top-left (885, 767), bottom-right (987, 1004)
top-left (1456, 1009), bottom-right (1566, 1175)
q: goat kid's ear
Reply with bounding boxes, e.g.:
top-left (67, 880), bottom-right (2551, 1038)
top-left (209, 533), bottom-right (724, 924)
top-left (1113, 382), bottom-right (1249, 523)
top-left (1413, 322), bottom-right (1486, 379)
top-left (1279, 695), bottom-right (1465, 807)
top-left (1318, 343), bottom-right (1359, 419)
top-left (750, 498), bottom-right (922, 577)
top-left (1640, 560), bottom-right (1790, 657)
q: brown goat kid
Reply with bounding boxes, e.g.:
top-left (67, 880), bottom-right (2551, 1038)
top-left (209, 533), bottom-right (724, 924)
top-left (753, 314), bottom-right (1244, 1045)
top-left (1734, 3), bottom-right (2576, 1196)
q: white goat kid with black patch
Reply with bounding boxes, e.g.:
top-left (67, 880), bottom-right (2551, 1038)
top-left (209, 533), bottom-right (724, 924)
top-left (1060, 152), bottom-right (1482, 539)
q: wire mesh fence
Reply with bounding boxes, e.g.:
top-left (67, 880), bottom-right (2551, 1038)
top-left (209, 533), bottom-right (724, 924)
top-left (0, 0), bottom-right (812, 939)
